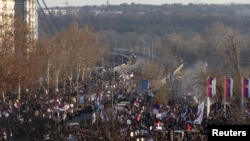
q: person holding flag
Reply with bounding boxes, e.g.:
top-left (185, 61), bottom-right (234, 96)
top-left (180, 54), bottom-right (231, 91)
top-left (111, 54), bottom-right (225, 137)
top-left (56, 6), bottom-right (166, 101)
top-left (95, 96), bottom-right (100, 110)
top-left (193, 101), bottom-right (205, 125)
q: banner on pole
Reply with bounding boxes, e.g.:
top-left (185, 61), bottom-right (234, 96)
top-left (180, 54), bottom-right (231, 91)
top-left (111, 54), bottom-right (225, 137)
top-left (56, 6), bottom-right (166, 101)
top-left (207, 77), bottom-right (216, 97)
top-left (242, 78), bottom-right (250, 98)
top-left (224, 77), bottom-right (233, 98)
top-left (141, 80), bottom-right (149, 91)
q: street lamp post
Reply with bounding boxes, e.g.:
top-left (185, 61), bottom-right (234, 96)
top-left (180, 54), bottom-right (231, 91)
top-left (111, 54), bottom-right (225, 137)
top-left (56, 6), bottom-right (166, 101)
top-left (105, 83), bottom-right (116, 110)
top-left (111, 84), bottom-right (116, 110)
top-left (204, 61), bottom-right (208, 73)
top-left (111, 86), bottom-right (113, 110)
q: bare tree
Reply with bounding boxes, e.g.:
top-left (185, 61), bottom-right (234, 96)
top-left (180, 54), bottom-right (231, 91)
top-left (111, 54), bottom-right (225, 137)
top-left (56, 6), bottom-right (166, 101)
top-left (37, 21), bottom-right (104, 101)
top-left (224, 34), bottom-right (241, 77)
top-left (162, 33), bottom-right (184, 65)
top-left (0, 15), bottom-right (44, 102)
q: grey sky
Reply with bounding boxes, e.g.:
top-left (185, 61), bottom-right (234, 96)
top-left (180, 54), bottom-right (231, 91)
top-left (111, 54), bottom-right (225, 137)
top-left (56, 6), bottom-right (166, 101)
top-left (41, 0), bottom-right (250, 7)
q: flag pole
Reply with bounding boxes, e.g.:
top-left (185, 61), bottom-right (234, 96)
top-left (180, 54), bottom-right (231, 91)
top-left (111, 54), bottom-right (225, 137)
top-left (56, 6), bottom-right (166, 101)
top-left (224, 76), bottom-right (227, 119)
top-left (241, 77), bottom-right (244, 114)
top-left (206, 77), bottom-right (209, 118)
top-left (207, 96), bottom-right (210, 118)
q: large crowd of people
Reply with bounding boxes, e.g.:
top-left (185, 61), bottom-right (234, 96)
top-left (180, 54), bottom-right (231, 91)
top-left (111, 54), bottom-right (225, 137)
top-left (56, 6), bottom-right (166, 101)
top-left (0, 64), bottom-right (249, 141)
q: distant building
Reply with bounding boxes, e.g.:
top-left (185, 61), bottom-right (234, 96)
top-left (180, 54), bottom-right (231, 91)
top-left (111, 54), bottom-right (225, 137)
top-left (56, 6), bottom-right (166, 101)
top-left (42, 7), bottom-right (80, 17)
top-left (0, 0), bottom-right (38, 52)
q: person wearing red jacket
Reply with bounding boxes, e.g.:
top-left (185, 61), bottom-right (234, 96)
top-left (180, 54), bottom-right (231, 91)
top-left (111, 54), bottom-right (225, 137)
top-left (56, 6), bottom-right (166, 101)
top-left (186, 123), bottom-right (192, 131)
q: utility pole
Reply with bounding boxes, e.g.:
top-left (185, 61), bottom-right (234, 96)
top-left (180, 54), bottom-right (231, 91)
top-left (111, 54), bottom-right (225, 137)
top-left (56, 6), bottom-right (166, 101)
top-left (47, 61), bottom-right (52, 94)
top-left (106, 0), bottom-right (109, 13)
top-left (151, 39), bottom-right (154, 63)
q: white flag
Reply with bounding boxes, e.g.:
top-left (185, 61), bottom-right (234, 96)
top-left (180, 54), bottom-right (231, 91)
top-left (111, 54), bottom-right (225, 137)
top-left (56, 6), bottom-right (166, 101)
top-left (193, 96), bottom-right (199, 104)
top-left (92, 112), bottom-right (96, 124)
top-left (193, 101), bottom-right (204, 124)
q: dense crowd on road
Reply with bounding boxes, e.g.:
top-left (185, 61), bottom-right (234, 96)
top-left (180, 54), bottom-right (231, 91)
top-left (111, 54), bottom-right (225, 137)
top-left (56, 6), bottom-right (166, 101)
top-left (0, 65), bottom-right (250, 141)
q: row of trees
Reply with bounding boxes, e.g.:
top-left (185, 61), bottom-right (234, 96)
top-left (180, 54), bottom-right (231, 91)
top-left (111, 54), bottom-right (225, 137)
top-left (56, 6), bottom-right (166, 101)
top-left (37, 5), bottom-right (250, 106)
top-left (130, 22), bottom-right (247, 108)
top-left (0, 19), bottom-right (107, 103)
top-left (44, 4), bottom-right (250, 36)
top-left (1, 10), bottom-right (249, 112)
top-left (0, 16), bottom-right (42, 103)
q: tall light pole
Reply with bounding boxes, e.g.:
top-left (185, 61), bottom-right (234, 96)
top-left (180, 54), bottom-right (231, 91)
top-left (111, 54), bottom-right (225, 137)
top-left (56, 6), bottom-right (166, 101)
top-left (111, 84), bottom-right (116, 110)
top-left (204, 61), bottom-right (208, 73)
top-left (106, 81), bottom-right (116, 110)
top-left (47, 62), bottom-right (52, 94)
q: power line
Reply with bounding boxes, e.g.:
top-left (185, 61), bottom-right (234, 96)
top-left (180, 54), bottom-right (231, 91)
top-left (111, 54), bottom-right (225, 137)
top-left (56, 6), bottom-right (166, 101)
top-left (36, 0), bottom-right (54, 36)
top-left (36, 0), bottom-right (60, 36)
top-left (41, 0), bottom-right (60, 33)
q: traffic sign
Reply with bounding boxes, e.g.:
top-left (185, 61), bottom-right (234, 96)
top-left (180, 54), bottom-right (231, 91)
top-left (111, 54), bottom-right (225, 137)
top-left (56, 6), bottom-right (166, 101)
top-left (141, 80), bottom-right (149, 91)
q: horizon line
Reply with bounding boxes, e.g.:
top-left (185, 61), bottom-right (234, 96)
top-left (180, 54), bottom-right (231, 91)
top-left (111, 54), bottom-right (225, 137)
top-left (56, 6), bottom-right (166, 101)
top-left (46, 2), bottom-right (250, 8)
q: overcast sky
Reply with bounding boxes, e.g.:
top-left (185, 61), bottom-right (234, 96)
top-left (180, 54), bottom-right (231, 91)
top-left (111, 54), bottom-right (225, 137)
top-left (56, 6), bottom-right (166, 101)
top-left (41, 0), bottom-right (250, 7)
